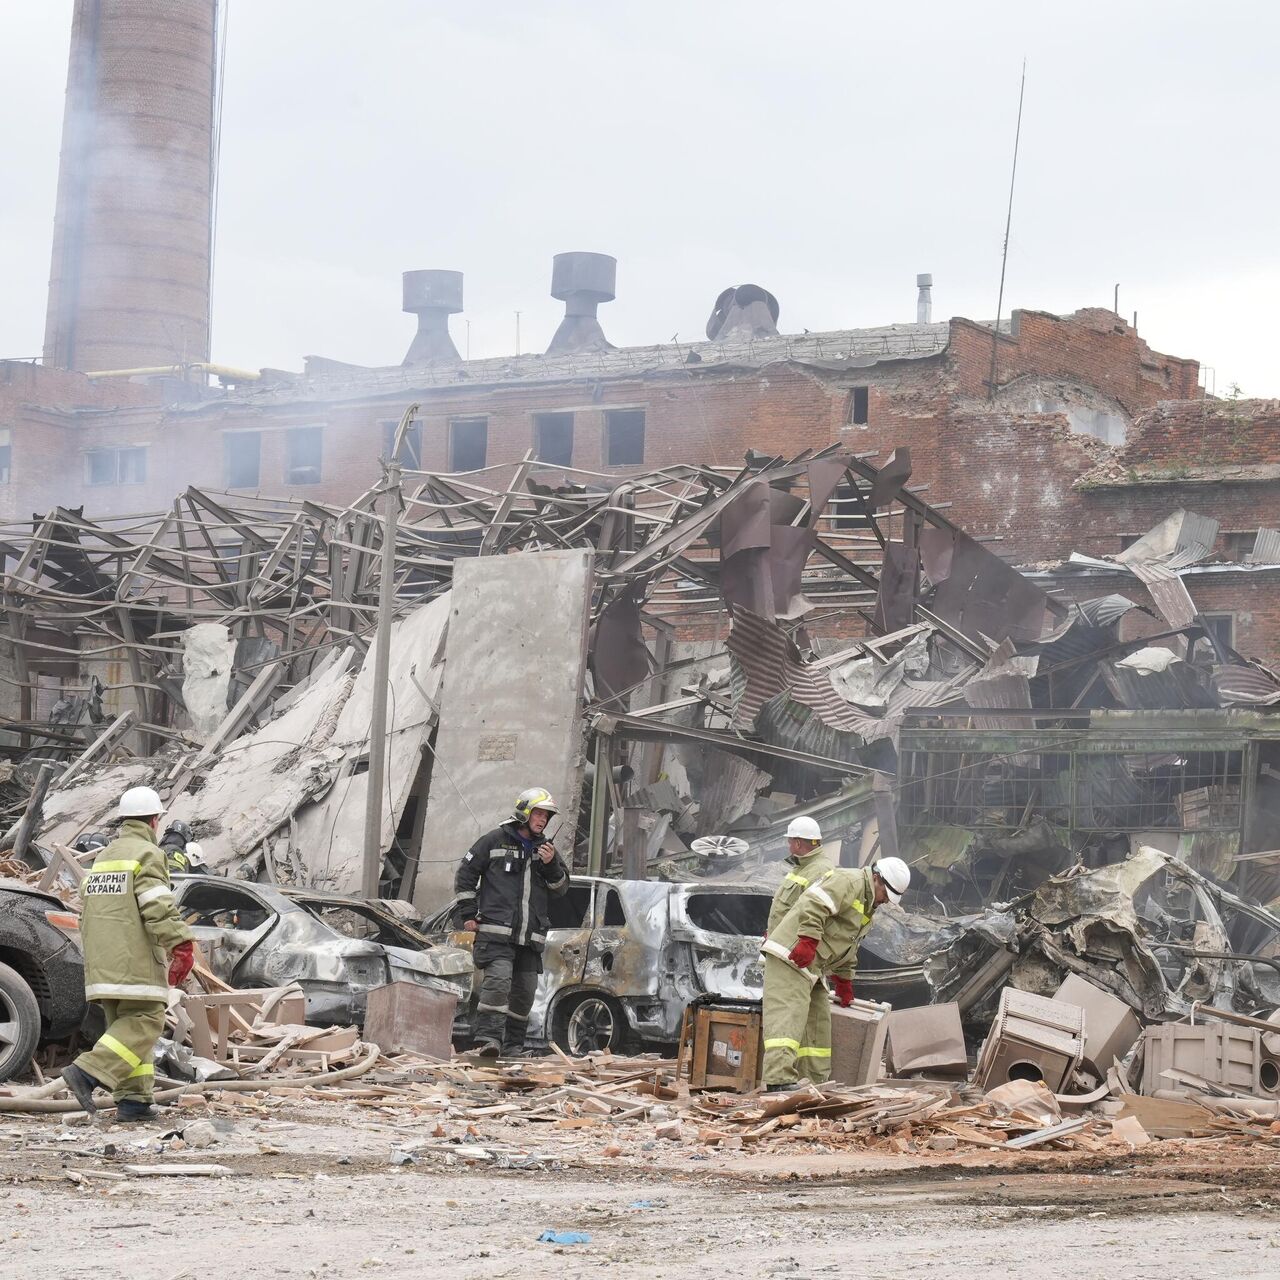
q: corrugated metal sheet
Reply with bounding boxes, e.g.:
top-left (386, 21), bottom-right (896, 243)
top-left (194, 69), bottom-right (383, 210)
top-left (1212, 663), bottom-right (1280, 706)
top-left (1247, 528), bottom-right (1280, 565)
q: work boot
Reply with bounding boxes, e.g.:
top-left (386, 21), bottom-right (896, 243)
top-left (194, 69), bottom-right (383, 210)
top-left (60, 1064), bottom-right (100, 1114)
top-left (114, 1100), bottom-right (156, 1123)
top-left (463, 1040), bottom-right (501, 1062)
top-left (764, 1083), bottom-right (795, 1093)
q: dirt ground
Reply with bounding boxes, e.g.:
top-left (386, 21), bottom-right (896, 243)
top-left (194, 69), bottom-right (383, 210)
top-left (4, 1102), bottom-right (1280, 1279)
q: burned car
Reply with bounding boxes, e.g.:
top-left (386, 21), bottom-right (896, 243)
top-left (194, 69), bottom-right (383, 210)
top-left (172, 876), bottom-right (472, 1026)
top-left (423, 875), bottom-right (776, 1055)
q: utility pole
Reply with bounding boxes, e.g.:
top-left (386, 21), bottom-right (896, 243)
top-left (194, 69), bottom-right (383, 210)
top-left (515, 311), bottom-right (522, 355)
top-left (361, 402), bottom-right (418, 899)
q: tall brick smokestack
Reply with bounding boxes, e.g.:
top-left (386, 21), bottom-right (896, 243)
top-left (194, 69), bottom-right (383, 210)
top-left (43, 0), bottom-right (218, 372)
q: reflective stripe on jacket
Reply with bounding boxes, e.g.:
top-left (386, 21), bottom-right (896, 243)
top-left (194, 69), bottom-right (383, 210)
top-left (453, 821), bottom-right (570, 952)
top-left (81, 818), bottom-right (194, 1003)
top-left (767, 846), bottom-right (835, 935)
top-left (761, 865), bottom-right (877, 981)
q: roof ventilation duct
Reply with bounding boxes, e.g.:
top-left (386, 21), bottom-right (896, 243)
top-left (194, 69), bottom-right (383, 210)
top-left (546, 252), bottom-right (616, 355)
top-left (402, 270), bottom-right (463, 365)
top-left (916, 273), bottom-right (933, 324)
top-left (706, 284), bottom-right (780, 341)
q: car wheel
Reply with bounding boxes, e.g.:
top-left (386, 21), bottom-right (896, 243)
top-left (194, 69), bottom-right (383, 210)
top-left (559, 993), bottom-right (626, 1056)
top-left (0, 961), bottom-right (41, 1083)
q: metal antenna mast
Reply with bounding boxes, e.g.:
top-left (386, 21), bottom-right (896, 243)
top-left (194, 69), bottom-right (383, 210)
top-left (988, 59), bottom-right (1028, 401)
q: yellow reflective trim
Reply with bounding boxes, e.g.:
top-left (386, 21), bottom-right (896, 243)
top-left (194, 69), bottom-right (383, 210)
top-left (90, 859), bottom-right (141, 874)
top-left (125, 1063), bottom-right (154, 1079)
top-left (784, 872), bottom-right (810, 887)
top-left (796, 1047), bottom-right (832, 1059)
top-left (764, 1037), bottom-right (801, 1052)
top-left (99, 1034), bottom-right (142, 1070)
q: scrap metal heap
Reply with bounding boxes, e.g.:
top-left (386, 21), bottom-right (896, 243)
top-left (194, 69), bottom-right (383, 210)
top-left (5, 443), bottom-right (1280, 1117)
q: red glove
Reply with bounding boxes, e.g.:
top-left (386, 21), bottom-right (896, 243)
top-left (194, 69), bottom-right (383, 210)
top-left (831, 976), bottom-right (854, 1007)
top-left (787, 936), bottom-right (819, 970)
top-left (168, 940), bottom-right (195, 987)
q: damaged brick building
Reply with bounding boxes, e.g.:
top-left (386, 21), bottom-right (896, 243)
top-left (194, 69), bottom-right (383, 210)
top-left (4, 288), bottom-right (1278, 661)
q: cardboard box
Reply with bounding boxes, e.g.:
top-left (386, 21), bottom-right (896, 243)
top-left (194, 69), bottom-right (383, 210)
top-left (885, 1002), bottom-right (968, 1076)
top-left (1053, 973), bottom-right (1141, 1075)
top-left (974, 988), bottom-right (1084, 1093)
top-left (829, 997), bottom-right (890, 1086)
top-left (363, 981), bottom-right (458, 1060)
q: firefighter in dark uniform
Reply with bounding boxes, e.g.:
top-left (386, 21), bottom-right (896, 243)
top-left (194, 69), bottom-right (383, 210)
top-left (453, 788), bottom-right (570, 1058)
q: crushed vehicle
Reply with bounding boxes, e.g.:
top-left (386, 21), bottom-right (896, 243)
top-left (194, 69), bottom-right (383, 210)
top-left (423, 876), bottom-right (775, 1054)
top-left (172, 876), bottom-right (473, 1027)
top-left (0, 879), bottom-right (89, 1081)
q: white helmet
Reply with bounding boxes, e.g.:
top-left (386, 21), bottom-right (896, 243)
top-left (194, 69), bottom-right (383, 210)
top-left (118, 785), bottom-right (165, 819)
top-left (873, 857), bottom-right (911, 904)
top-left (786, 816), bottom-right (822, 842)
top-left (184, 841), bottom-right (207, 867)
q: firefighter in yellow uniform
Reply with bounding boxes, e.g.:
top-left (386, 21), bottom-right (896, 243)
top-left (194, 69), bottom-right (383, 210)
top-left (760, 856), bottom-right (911, 1091)
top-left (763, 816), bottom-right (834, 1080)
top-left (60, 786), bottom-right (195, 1121)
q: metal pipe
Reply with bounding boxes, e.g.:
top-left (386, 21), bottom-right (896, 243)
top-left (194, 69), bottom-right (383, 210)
top-left (362, 403), bottom-right (417, 899)
top-left (83, 362), bottom-right (261, 381)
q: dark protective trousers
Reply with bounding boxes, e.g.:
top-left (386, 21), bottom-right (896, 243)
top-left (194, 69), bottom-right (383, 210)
top-left (473, 937), bottom-right (542, 1053)
top-left (761, 955), bottom-right (832, 1087)
top-left (73, 999), bottom-right (166, 1103)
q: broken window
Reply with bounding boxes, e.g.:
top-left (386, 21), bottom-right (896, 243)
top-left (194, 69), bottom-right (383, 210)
top-left (851, 386), bottom-right (870, 425)
top-left (1201, 613), bottom-right (1235, 650)
top-left (302, 900), bottom-right (428, 949)
top-left (604, 409), bottom-right (645, 467)
top-left (449, 416), bottom-right (488, 471)
top-left (0, 427), bottom-right (10, 483)
top-left (285, 426), bottom-right (323, 484)
top-left (684, 892), bottom-right (770, 936)
top-left (85, 446), bottom-right (147, 486)
top-left (547, 882), bottom-right (592, 930)
top-left (382, 419), bottom-right (422, 469)
top-left (178, 881), bottom-right (272, 932)
top-left (534, 412), bottom-right (574, 466)
top-left (830, 482), bottom-right (868, 530)
top-left (224, 431), bottom-right (261, 488)
top-left (602, 888), bottom-right (627, 926)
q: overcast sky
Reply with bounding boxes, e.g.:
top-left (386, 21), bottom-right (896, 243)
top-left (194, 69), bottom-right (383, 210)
top-left (2, 1), bottom-right (1276, 395)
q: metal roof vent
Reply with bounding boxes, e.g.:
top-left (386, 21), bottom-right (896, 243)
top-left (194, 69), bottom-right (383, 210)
top-left (402, 270), bottom-right (463, 365)
top-left (546, 252), bottom-right (616, 356)
top-left (706, 284), bottom-right (780, 341)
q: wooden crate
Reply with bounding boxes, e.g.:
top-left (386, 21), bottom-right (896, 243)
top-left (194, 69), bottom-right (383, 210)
top-left (363, 981), bottom-right (458, 1060)
top-left (686, 1002), bottom-right (763, 1092)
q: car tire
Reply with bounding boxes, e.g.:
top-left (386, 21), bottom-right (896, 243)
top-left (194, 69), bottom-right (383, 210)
top-left (0, 961), bottom-right (41, 1083)
top-left (557, 992), bottom-right (629, 1056)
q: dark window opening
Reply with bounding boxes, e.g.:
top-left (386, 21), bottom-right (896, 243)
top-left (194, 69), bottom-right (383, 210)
top-left (285, 426), bottom-right (323, 484)
top-left (602, 888), bottom-right (627, 926)
top-left (449, 417), bottom-right (488, 471)
top-left (534, 412), bottom-right (574, 466)
top-left (86, 446), bottom-right (147, 486)
top-left (382, 420), bottom-right (422, 469)
top-left (831, 482), bottom-right (869, 530)
top-left (1201, 613), bottom-right (1235, 650)
top-left (224, 432), bottom-right (261, 488)
top-left (851, 386), bottom-right (870, 425)
top-left (605, 409), bottom-right (646, 466)
top-left (547, 883), bottom-right (592, 930)
top-left (684, 892), bottom-right (770, 936)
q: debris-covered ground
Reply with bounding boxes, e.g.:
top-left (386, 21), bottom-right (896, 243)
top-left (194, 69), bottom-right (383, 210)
top-left (5, 1089), bottom-right (1280, 1280)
